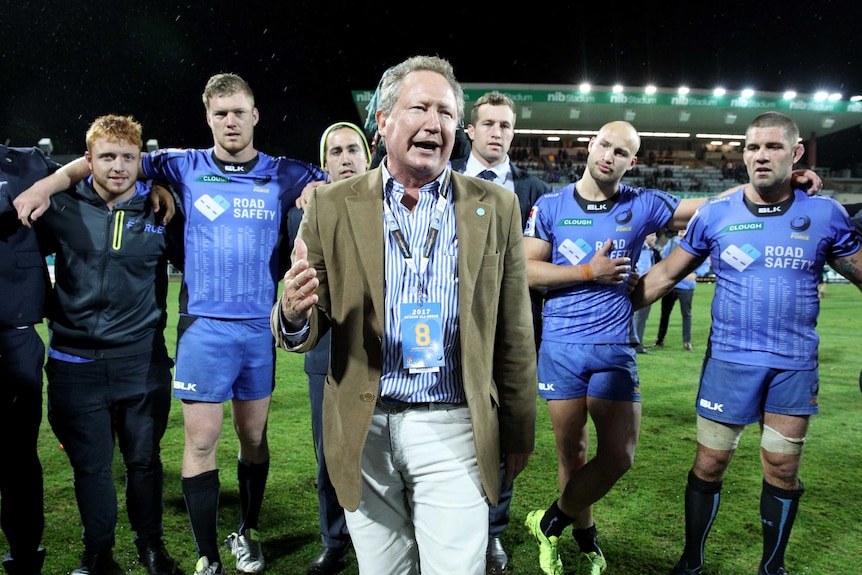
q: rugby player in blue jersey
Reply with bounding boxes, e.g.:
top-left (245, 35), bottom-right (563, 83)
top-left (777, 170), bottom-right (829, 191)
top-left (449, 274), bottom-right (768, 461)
top-left (521, 119), bottom-right (822, 575)
top-left (632, 112), bottom-right (862, 575)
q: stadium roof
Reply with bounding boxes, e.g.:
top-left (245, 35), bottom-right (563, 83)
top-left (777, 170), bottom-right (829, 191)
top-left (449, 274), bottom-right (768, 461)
top-left (352, 84), bottom-right (862, 146)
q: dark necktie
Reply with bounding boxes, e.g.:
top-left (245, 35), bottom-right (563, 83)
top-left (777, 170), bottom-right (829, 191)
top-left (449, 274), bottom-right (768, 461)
top-left (477, 169), bottom-right (497, 182)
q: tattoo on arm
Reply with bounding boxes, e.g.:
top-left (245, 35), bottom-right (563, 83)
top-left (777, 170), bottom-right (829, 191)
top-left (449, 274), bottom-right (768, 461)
top-left (831, 254), bottom-right (862, 291)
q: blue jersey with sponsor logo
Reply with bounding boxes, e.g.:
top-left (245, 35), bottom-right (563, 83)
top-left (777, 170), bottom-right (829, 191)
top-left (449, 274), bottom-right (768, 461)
top-left (682, 189), bottom-right (860, 369)
top-left (142, 148), bottom-right (324, 319)
top-left (525, 183), bottom-right (680, 343)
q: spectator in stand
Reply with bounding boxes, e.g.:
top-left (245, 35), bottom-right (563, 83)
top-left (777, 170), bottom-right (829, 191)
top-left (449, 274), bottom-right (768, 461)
top-left (652, 229), bottom-right (711, 351)
top-left (632, 232), bottom-right (660, 354)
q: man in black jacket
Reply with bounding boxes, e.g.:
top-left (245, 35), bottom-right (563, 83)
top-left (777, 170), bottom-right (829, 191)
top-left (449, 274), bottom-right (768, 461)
top-left (450, 90), bottom-right (553, 575)
top-left (35, 115), bottom-right (181, 575)
top-left (0, 145), bottom-right (56, 575)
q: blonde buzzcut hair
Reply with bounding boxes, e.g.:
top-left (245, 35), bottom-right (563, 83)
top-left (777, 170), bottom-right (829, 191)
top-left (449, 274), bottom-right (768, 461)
top-left (202, 73), bottom-right (255, 110)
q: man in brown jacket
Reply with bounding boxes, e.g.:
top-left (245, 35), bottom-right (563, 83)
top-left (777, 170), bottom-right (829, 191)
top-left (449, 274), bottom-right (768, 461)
top-left (271, 55), bottom-right (537, 575)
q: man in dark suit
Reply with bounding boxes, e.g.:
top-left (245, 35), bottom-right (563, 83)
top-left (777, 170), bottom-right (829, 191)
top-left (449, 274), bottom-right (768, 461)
top-left (450, 90), bottom-right (552, 573)
top-left (272, 55), bottom-right (538, 575)
top-left (0, 145), bottom-right (56, 575)
top-left (288, 121), bottom-right (371, 575)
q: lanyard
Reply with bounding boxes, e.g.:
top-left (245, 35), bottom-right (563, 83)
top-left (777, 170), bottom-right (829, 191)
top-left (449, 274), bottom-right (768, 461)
top-left (383, 169), bottom-right (451, 280)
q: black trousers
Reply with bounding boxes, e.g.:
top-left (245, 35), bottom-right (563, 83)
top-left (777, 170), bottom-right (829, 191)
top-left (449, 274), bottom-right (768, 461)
top-left (46, 349), bottom-right (173, 553)
top-left (0, 326), bottom-right (45, 566)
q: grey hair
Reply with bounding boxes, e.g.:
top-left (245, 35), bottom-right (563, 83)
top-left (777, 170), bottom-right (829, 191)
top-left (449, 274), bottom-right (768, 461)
top-left (376, 55), bottom-right (464, 122)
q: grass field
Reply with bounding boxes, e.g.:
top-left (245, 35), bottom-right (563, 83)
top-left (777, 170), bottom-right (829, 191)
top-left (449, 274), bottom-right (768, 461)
top-left (4, 280), bottom-right (861, 575)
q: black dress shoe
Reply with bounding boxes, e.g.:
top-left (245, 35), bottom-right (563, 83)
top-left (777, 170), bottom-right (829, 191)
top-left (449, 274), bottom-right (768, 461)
top-left (486, 536), bottom-right (508, 574)
top-left (70, 550), bottom-right (117, 575)
top-left (307, 547), bottom-right (350, 575)
top-left (138, 541), bottom-right (182, 575)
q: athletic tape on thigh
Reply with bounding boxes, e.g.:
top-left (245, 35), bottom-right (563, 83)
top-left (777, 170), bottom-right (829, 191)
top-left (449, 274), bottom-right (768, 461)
top-left (761, 424), bottom-right (807, 455)
top-left (696, 414), bottom-right (742, 451)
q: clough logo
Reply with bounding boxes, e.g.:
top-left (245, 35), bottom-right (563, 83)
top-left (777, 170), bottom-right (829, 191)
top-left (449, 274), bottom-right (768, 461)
top-left (559, 218), bottom-right (593, 226)
top-left (725, 222), bottom-right (763, 232)
top-left (198, 174), bottom-right (231, 183)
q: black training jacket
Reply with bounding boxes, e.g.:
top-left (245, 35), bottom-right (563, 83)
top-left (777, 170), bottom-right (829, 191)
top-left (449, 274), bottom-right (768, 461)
top-left (38, 178), bottom-right (171, 359)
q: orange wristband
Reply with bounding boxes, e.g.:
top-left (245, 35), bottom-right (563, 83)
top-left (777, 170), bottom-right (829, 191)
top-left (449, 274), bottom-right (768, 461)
top-left (580, 264), bottom-right (594, 282)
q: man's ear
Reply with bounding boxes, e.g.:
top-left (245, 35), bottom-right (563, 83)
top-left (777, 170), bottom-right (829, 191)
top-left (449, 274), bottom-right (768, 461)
top-left (792, 143), bottom-right (805, 164)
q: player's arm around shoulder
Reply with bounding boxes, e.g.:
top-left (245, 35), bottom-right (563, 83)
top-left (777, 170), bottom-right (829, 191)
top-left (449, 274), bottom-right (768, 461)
top-left (14, 156), bottom-right (90, 226)
top-left (632, 245), bottom-right (704, 310)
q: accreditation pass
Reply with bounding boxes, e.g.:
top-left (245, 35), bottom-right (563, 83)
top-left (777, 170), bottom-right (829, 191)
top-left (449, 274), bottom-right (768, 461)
top-left (401, 302), bottom-right (445, 373)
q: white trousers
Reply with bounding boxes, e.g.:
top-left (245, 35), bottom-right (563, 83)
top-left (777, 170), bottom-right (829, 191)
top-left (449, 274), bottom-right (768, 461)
top-left (345, 404), bottom-right (488, 575)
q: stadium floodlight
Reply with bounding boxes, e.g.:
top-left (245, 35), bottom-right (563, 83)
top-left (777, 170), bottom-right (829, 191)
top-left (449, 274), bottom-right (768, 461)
top-left (713, 87), bottom-right (726, 97)
top-left (579, 83), bottom-right (591, 93)
top-left (741, 88), bottom-right (755, 99)
top-left (38, 138), bottom-right (53, 156)
top-left (783, 90), bottom-right (797, 100)
top-left (678, 86), bottom-right (690, 95)
top-left (612, 84), bottom-right (624, 93)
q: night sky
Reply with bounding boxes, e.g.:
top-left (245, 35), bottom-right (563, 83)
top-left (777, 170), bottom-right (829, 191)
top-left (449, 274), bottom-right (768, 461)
top-left (4, 1), bottom-right (862, 168)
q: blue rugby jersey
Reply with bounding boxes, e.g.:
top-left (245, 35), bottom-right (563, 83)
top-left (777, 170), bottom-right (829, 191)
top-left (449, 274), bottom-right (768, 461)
top-left (682, 189), bottom-right (860, 369)
top-left (142, 148), bottom-right (324, 319)
top-left (525, 183), bottom-right (680, 343)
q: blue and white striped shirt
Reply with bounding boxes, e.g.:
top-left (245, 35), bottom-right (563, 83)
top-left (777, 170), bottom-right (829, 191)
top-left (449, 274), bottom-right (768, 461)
top-left (378, 165), bottom-right (464, 403)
